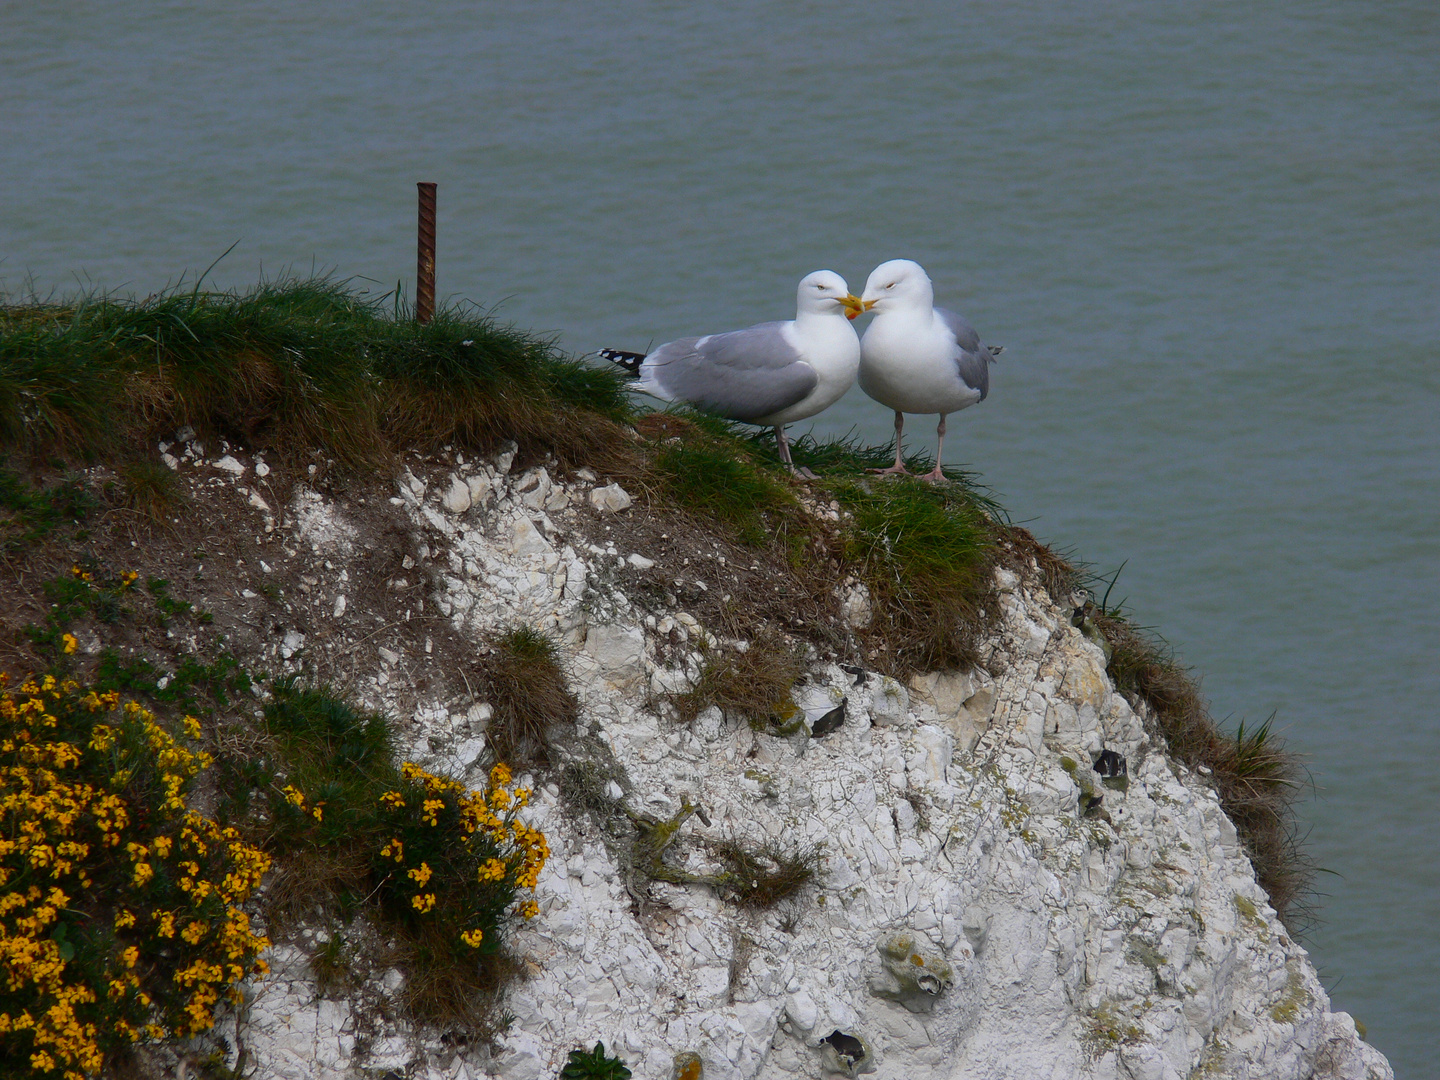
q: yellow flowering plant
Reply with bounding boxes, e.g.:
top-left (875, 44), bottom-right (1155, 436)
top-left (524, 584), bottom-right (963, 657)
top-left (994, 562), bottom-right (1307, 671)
top-left (372, 760), bottom-right (547, 960)
top-left (0, 676), bottom-right (269, 1080)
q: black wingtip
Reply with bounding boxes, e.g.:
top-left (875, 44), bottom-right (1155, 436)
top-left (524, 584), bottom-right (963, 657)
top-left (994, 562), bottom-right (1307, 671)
top-left (599, 347), bottom-right (647, 375)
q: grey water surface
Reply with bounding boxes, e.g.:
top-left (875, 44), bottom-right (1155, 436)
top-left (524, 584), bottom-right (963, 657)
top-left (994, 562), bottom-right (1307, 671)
top-left (3, 1), bottom-right (1437, 1072)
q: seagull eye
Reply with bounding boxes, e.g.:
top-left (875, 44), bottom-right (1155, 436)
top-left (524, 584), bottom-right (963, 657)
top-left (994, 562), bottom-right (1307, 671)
top-left (886, 283), bottom-right (896, 290)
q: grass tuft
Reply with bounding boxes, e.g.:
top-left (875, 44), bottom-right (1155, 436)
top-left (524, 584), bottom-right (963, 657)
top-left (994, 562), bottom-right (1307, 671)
top-left (712, 839), bottom-right (823, 909)
top-left (835, 476), bottom-right (998, 672)
top-left (116, 460), bottom-right (180, 519)
top-left (670, 629), bottom-right (806, 731)
top-left (475, 626), bottom-right (578, 768)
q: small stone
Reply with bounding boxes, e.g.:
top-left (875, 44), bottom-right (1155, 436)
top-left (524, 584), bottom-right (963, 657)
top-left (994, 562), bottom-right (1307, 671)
top-left (378, 646), bottom-right (401, 666)
top-left (511, 518), bottom-right (553, 557)
top-left (280, 630), bottom-right (305, 659)
top-left (590, 483), bottom-right (633, 513)
top-left (627, 553), bottom-right (655, 570)
top-left (333, 594), bottom-right (346, 617)
top-left (214, 455), bottom-right (246, 476)
top-left (254, 460), bottom-right (270, 477)
top-left (441, 475), bottom-right (471, 514)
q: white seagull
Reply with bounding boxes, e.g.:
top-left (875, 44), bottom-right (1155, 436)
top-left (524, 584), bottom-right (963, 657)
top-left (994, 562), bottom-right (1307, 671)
top-left (857, 259), bottom-right (1002, 482)
top-left (601, 271), bottom-right (864, 475)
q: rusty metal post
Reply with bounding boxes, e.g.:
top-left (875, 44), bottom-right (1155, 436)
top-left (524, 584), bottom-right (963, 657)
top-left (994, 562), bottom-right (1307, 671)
top-left (416, 182), bottom-right (437, 324)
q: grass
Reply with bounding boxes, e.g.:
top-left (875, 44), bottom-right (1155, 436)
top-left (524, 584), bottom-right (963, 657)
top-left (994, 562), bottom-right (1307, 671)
top-left (669, 627), bottom-right (807, 732)
top-left (834, 475), bottom-right (998, 672)
top-left (474, 626), bottom-right (578, 768)
top-left (0, 467), bottom-right (95, 550)
top-left (0, 276), bottom-right (634, 470)
top-left (711, 839), bottom-right (822, 909)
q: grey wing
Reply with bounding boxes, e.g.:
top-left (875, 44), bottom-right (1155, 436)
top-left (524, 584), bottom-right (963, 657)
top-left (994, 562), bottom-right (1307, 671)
top-left (640, 321), bottom-right (817, 423)
top-left (937, 307), bottom-right (994, 402)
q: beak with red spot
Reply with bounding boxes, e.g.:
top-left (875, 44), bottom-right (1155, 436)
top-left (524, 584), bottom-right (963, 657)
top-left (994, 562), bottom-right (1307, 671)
top-left (841, 294), bottom-right (866, 320)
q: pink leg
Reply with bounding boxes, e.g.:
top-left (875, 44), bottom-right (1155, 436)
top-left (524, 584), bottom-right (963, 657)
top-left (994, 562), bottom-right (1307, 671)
top-left (776, 426), bottom-right (815, 479)
top-left (921, 414), bottom-right (948, 482)
top-left (869, 411), bottom-right (913, 475)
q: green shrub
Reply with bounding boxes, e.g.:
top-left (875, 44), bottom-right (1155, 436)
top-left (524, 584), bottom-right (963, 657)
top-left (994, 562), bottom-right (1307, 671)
top-left (560, 1041), bottom-right (632, 1080)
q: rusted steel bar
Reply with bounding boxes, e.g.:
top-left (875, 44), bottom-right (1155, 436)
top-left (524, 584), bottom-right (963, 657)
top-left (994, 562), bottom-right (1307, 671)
top-left (416, 182), bottom-right (437, 325)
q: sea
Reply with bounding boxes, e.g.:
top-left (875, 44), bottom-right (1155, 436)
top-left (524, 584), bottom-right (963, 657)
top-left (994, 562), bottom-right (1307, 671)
top-left (3, 1), bottom-right (1436, 1072)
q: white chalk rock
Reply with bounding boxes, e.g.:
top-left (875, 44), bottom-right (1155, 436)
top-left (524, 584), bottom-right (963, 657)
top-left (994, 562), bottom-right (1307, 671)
top-left (441, 474), bottom-right (472, 514)
top-left (585, 622), bottom-right (646, 685)
top-left (589, 482), bottom-right (633, 513)
top-left (510, 517), bottom-right (553, 558)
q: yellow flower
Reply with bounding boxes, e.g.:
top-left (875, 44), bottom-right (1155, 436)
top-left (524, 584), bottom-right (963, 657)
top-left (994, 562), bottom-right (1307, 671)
top-left (477, 858), bottom-right (506, 883)
top-left (410, 892), bottom-right (437, 913)
top-left (182, 715), bottom-right (201, 739)
top-left (490, 762), bottom-right (513, 787)
top-left (114, 910), bottom-right (137, 931)
top-left (407, 861), bottom-right (433, 887)
top-left (517, 900), bottom-right (539, 919)
top-left (380, 790), bottom-right (406, 810)
top-left (62, 633), bottom-right (78, 655)
top-left (379, 839), bottom-right (404, 862)
top-left (460, 928), bottom-right (485, 948)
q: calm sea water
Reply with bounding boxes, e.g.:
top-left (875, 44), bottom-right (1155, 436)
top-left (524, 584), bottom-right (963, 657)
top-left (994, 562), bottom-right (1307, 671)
top-left (4, 1), bottom-right (1437, 1071)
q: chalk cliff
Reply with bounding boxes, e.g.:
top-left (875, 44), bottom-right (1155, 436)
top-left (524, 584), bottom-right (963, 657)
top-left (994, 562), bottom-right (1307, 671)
top-left (147, 435), bottom-right (1388, 1080)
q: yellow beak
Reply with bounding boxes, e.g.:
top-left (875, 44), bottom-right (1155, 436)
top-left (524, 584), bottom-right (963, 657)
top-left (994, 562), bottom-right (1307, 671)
top-left (861, 298), bottom-right (878, 312)
top-left (841, 294), bottom-right (865, 320)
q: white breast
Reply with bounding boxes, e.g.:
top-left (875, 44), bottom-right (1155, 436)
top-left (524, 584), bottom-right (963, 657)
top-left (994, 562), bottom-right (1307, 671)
top-left (752, 315), bottom-right (860, 426)
top-left (860, 311), bottom-right (981, 415)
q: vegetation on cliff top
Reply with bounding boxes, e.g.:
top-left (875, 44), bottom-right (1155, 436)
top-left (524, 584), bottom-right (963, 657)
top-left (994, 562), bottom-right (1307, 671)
top-left (1, 276), bottom-right (1309, 983)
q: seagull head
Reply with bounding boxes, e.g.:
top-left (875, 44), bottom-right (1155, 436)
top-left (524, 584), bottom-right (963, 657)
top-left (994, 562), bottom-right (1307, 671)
top-left (797, 270), bottom-right (865, 320)
top-left (860, 259), bottom-right (934, 314)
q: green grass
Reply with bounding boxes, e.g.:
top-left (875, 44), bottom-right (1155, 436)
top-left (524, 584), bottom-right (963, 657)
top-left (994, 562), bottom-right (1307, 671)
top-left (0, 468), bottom-right (95, 550)
top-left (670, 628), bottom-right (807, 731)
top-left (0, 276), bottom-right (634, 468)
top-left (833, 475), bottom-right (998, 671)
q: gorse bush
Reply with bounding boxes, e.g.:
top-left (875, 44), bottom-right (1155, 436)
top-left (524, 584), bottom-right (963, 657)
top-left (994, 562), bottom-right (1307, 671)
top-left (215, 681), bottom-right (549, 1026)
top-left (372, 761), bottom-right (547, 953)
top-left (0, 677), bottom-right (269, 1079)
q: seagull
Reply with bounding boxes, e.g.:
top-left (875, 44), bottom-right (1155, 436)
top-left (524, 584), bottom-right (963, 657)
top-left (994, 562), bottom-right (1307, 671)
top-left (601, 271), bottom-right (864, 475)
top-left (857, 259), bottom-right (1002, 482)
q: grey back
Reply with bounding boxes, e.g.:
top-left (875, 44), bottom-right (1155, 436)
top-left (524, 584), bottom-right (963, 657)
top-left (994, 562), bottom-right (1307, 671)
top-left (938, 307), bottom-right (993, 402)
top-left (644, 321), bottom-right (817, 423)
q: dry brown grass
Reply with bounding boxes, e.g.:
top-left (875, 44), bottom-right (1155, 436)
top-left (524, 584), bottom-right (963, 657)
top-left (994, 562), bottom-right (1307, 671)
top-left (712, 839), bottom-right (823, 910)
top-left (669, 627), bottom-right (807, 731)
top-left (474, 626), bottom-right (579, 768)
